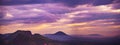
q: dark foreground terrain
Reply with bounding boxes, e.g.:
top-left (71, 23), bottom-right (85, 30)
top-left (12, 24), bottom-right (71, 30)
top-left (0, 30), bottom-right (120, 45)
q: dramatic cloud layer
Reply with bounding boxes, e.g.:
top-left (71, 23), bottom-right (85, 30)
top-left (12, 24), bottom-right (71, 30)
top-left (0, 0), bottom-right (120, 37)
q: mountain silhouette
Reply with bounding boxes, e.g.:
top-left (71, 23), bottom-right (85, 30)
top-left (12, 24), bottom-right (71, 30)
top-left (44, 31), bottom-right (73, 42)
top-left (1, 30), bottom-right (120, 45)
top-left (1, 30), bottom-right (51, 45)
top-left (54, 31), bottom-right (67, 35)
top-left (0, 34), bottom-right (4, 45)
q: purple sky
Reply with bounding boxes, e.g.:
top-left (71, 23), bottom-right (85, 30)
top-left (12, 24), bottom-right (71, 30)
top-left (0, 0), bottom-right (120, 37)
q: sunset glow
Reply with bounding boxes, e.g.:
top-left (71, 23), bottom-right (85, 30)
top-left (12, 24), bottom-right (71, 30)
top-left (0, 0), bottom-right (120, 37)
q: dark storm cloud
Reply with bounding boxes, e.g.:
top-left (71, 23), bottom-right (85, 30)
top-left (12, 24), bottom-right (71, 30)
top-left (52, 0), bottom-right (91, 7)
top-left (92, 0), bottom-right (114, 6)
top-left (0, 0), bottom-right (116, 7)
top-left (53, 0), bottom-right (114, 6)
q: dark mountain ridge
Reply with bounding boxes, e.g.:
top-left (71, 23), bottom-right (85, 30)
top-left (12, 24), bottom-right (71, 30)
top-left (0, 30), bottom-right (51, 45)
top-left (44, 31), bottom-right (73, 42)
top-left (54, 31), bottom-right (68, 35)
top-left (0, 30), bottom-right (120, 45)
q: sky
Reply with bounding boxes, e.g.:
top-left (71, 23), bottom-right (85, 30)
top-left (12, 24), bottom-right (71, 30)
top-left (0, 0), bottom-right (120, 37)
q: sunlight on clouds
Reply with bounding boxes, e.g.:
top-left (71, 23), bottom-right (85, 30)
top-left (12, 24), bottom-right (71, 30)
top-left (98, 5), bottom-right (111, 11)
top-left (32, 8), bottom-right (46, 12)
top-left (66, 23), bottom-right (88, 27)
top-left (107, 25), bottom-right (120, 29)
top-left (77, 27), bottom-right (93, 30)
top-left (4, 4), bottom-right (61, 19)
top-left (1, 3), bottom-right (120, 37)
top-left (76, 4), bottom-right (91, 9)
top-left (1, 18), bottom-right (120, 36)
top-left (0, 23), bottom-right (51, 34)
top-left (68, 15), bottom-right (75, 18)
top-left (31, 24), bottom-right (51, 30)
top-left (75, 4), bottom-right (120, 13)
top-left (65, 10), bottom-right (89, 17)
top-left (111, 9), bottom-right (120, 13)
top-left (87, 19), bottom-right (116, 25)
top-left (0, 23), bottom-right (25, 33)
top-left (95, 5), bottom-right (120, 13)
top-left (4, 12), bottom-right (14, 19)
top-left (56, 18), bottom-right (72, 23)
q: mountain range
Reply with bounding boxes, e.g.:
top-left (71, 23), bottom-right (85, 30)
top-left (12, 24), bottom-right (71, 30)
top-left (0, 30), bottom-right (120, 45)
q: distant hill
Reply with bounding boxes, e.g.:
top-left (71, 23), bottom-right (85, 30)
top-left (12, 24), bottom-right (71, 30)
top-left (54, 31), bottom-right (68, 35)
top-left (44, 31), bottom-right (73, 42)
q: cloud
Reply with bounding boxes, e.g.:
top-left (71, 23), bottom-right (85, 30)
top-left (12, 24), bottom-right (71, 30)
top-left (112, 3), bottom-right (120, 9)
top-left (92, 0), bottom-right (114, 6)
top-left (52, 0), bottom-right (91, 7)
top-left (71, 13), bottom-right (120, 23)
top-left (0, 12), bottom-right (5, 19)
top-left (54, 0), bottom-right (115, 7)
top-left (1, 4), bottom-right (120, 25)
top-left (88, 34), bottom-right (102, 36)
top-left (0, 2), bottom-right (120, 37)
top-left (1, 0), bottom-right (118, 7)
top-left (0, 4), bottom-right (67, 25)
top-left (0, 7), bottom-right (6, 19)
top-left (1, 0), bottom-right (46, 5)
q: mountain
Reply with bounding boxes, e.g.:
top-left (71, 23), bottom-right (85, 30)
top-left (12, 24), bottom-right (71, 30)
top-left (54, 31), bottom-right (68, 35)
top-left (0, 34), bottom-right (4, 45)
top-left (0, 30), bottom-right (120, 45)
top-left (1, 30), bottom-right (51, 45)
top-left (44, 31), bottom-right (73, 42)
